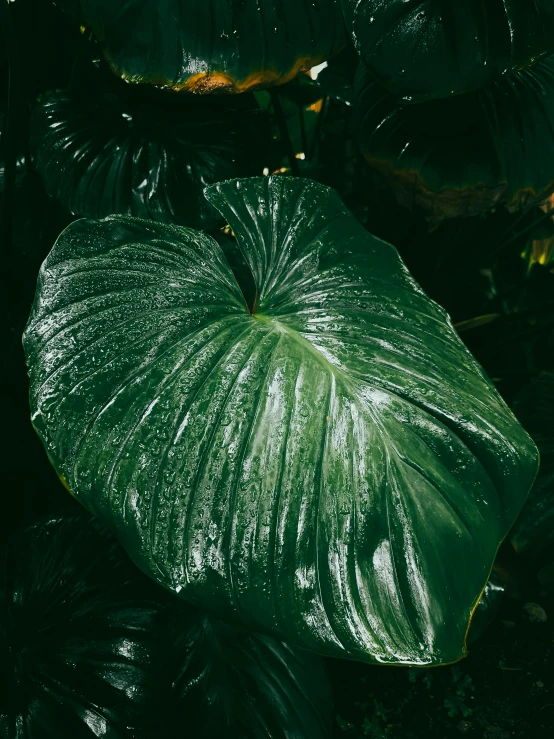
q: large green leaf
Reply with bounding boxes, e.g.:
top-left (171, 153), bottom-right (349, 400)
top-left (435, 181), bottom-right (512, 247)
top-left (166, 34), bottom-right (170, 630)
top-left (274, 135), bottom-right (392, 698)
top-left (30, 88), bottom-right (268, 230)
top-left (55, 0), bottom-right (346, 93)
top-left (355, 58), bottom-right (554, 223)
top-left (0, 512), bottom-right (167, 738)
top-left (23, 176), bottom-right (538, 666)
top-left (343, 0), bottom-right (554, 103)
top-left (165, 605), bottom-right (332, 738)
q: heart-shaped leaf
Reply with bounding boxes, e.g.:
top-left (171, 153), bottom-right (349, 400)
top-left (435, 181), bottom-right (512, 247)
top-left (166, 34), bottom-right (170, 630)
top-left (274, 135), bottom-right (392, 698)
top-left (0, 512), bottom-right (167, 738)
top-left (343, 0), bottom-right (554, 102)
top-left (164, 605), bottom-right (333, 738)
top-left (355, 58), bottom-right (554, 223)
top-left (31, 89), bottom-right (269, 230)
top-left (23, 176), bottom-right (538, 666)
top-left (54, 0), bottom-right (346, 93)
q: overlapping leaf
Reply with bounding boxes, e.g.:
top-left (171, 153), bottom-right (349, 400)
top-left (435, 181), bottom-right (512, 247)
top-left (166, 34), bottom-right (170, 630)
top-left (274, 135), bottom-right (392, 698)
top-left (166, 605), bottom-right (333, 738)
top-left (23, 176), bottom-right (538, 665)
top-left (355, 58), bottom-right (554, 223)
top-left (0, 512), bottom-right (166, 738)
top-left (0, 510), bottom-right (333, 738)
top-left (343, 0), bottom-right (554, 102)
top-left (55, 0), bottom-right (346, 93)
top-left (31, 89), bottom-right (268, 229)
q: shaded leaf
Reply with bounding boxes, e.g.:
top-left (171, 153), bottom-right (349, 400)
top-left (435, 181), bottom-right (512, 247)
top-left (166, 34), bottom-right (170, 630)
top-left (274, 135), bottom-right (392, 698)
top-left (23, 176), bottom-right (538, 666)
top-left (165, 605), bottom-right (333, 738)
top-left (55, 0), bottom-right (346, 93)
top-left (355, 58), bottom-right (554, 224)
top-left (0, 512), bottom-right (167, 738)
top-left (343, 0), bottom-right (554, 103)
top-left (31, 88), bottom-right (269, 230)
top-left (0, 509), bottom-right (336, 738)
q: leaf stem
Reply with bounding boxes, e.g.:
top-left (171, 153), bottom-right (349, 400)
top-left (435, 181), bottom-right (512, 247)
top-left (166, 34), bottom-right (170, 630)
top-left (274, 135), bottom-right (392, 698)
top-left (270, 90), bottom-right (299, 176)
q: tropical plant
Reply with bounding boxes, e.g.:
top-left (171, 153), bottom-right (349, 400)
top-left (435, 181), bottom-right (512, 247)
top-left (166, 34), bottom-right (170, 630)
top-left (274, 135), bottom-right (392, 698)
top-left (22, 174), bottom-right (538, 667)
top-left (2, 1), bottom-right (553, 737)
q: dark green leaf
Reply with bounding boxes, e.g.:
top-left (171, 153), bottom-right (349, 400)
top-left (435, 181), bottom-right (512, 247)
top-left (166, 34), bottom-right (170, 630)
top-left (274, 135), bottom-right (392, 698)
top-left (30, 89), bottom-right (269, 230)
top-left (0, 512), bottom-right (167, 738)
top-left (55, 0), bottom-right (346, 93)
top-left (355, 58), bottom-right (554, 223)
top-left (165, 605), bottom-right (333, 738)
top-left (313, 46), bottom-right (359, 106)
top-left (343, 0), bottom-right (554, 102)
top-left (23, 176), bottom-right (538, 666)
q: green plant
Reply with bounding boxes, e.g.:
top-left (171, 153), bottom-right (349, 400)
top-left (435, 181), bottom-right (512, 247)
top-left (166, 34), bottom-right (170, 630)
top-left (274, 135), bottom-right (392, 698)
top-left (23, 174), bottom-right (538, 666)
top-left (2, 1), bottom-right (554, 736)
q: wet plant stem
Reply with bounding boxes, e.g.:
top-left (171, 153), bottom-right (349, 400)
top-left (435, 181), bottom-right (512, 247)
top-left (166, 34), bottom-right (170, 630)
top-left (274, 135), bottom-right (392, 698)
top-left (270, 90), bottom-right (299, 176)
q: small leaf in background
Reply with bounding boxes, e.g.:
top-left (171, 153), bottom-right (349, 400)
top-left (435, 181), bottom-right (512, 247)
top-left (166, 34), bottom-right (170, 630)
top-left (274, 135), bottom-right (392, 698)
top-left (31, 86), bottom-right (269, 230)
top-left (54, 0), bottom-right (346, 93)
top-left (23, 176), bottom-right (538, 667)
top-left (343, 0), bottom-right (554, 102)
top-left (0, 512), bottom-right (168, 738)
top-left (354, 57), bottom-right (554, 224)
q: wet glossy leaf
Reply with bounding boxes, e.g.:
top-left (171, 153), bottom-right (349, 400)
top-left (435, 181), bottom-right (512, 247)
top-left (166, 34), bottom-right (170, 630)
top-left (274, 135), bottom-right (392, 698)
top-left (0, 512), bottom-right (167, 738)
top-left (30, 89), bottom-right (269, 230)
top-left (165, 605), bottom-right (332, 738)
top-left (23, 176), bottom-right (538, 666)
top-left (55, 0), bottom-right (346, 93)
top-left (343, 0), bottom-right (554, 103)
top-left (355, 58), bottom-right (554, 223)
